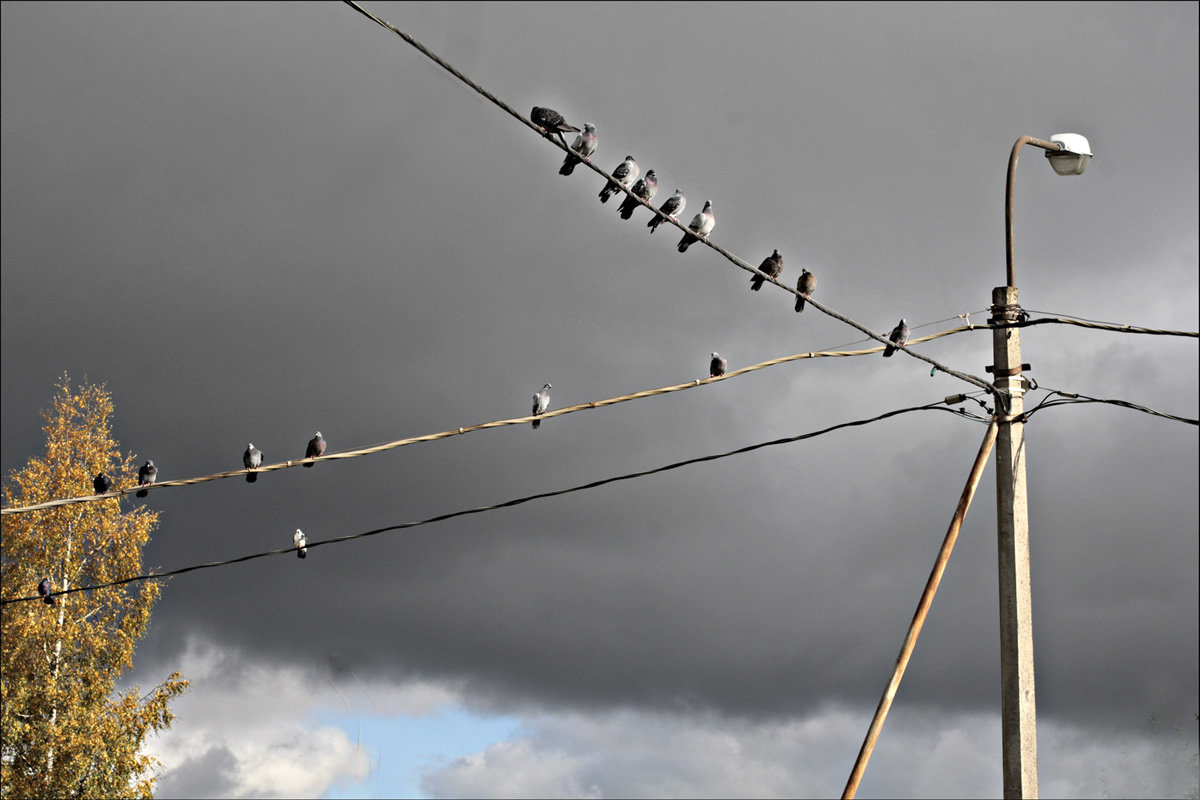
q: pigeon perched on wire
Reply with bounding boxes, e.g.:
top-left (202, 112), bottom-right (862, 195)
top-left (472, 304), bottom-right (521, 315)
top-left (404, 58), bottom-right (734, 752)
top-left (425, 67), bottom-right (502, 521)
top-left (618, 170), bottom-right (658, 220)
top-left (530, 106), bottom-right (579, 147)
top-left (294, 529), bottom-right (308, 559)
top-left (647, 189), bottom-right (685, 234)
top-left (532, 383), bottom-right (551, 430)
top-left (243, 443), bottom-right (263, 483)
top-left (710, 352), bottom-right (727, 378)
top-left (38, 578), bottom-right (54, 606)
top-left (883, 319), bottom-right (910, 357)
top-left (136, 460), bottom-right (157, 498)
top-left (93, 472), bottom-right (113, 494)
top-left (750, 249), bottom-right (784, 291)
top-left (677, 200), bottom-right (715, 252)
top-left (599, 156), bottom-right (639, 203)
top-left (795, 269), bottom-right (817, 312)
top-left (304, 432), bottom-right (325, 467)
top-left (559, 122), bottom-right (597, 176)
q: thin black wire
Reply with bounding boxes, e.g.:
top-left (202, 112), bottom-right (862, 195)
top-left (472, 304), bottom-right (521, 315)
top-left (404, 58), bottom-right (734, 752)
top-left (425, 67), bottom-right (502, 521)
top-left (1023, 388), bottom-right (1198, 426)
top-left (1, 401), bottom-right (989, 606)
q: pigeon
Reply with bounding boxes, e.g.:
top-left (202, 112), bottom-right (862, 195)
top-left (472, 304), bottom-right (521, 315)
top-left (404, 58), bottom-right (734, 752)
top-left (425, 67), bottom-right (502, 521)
top-left (647, 189), bottom-right (686, 234)
top-left (559, 122), bottom-right (597, 176)
top-left (304, 432), bottom-right (325, 467)
top-left (598, 156), bottom-right (639, 203)
top-left (136, 460), bottom-right (157, 498)
top-left (38, 578), bottom-right (54, 606)
top-left (93, 472), bottom-right (113, 494)
top-left (677, 200), bottom-right (715, 252)
top-left (795, 269), bottom-right (817, 312)
top-left (530, 106), bottom-right (579, 146)
top-left (883, 319), bottom-right (910, 357)
top-left (750, 249), bottom-right (784, 291)
top-left (243, 443), bottom-right (263, 483)
top-left (294, 528), bottom-right (308, 559)
top-left (618, 170), bottom-right (658, 220)
top-left (532, 383), bottom-right (552, 430)
top-left (709, 352), bottom-right (727, 378)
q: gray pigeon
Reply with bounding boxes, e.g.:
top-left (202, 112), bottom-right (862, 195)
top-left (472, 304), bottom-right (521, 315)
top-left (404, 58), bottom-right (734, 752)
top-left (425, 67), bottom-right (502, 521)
top-left (304, 432), bottom-right (325, 466)
top-left (677, 201), bottom-right (715, 252)
top-left (93, 472), bottom-right (113, 494)
top-left (136, 460), bottom-right (157, 498)
top-left (795, 269), bottom-right (817, 312)
top-left (530, 106), bottom-right (580, 147)
top-left (710, 352), bottom-right (727, 378)
top-left (618, 170), bottom-right (658, 219)
top-left (532, 383), bottom-right (552, 430)
top-left (750, 249), bottom-right (784, 291)
top-left (883, 319), bottom-right (910, 357)
top-left (599, 156), bottom-right (639, 203)
top-left (38, 577), bottom-right (54, 606)
top-left (647, 189), bottom-right (686, 234)
top-left (294, 528), bottom-right (308, 559)
top-left (243, 443), bottom-right (263, 483)
top-left (559, 122), bottom-right (597, 176)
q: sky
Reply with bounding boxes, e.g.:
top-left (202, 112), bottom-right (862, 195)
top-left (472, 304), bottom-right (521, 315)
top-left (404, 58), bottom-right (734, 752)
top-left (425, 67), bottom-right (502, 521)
top-left (2, 1), bottom-right (1197, 797)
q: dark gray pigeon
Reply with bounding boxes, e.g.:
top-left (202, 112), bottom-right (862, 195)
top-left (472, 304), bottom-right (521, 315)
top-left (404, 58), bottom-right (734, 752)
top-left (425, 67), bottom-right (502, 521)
top-left (618, 170), bottom-right (658, 219)
top-left (136, 460), bottom-right (157, 498)
top-left (532, 383), bottom-right (552, 430)
top-left (710, 352), bottom-right (727, 378)
top-left (599, 156), bottom-right (639, 203)
top-left (883, 319), bottom-right (910, 357)
top-left (93, 472), bottom-right (113, 494)
top-left (38, 578), bottom-right (54, 606)
top-left (530, 106), bottom-right (580, 146)
top-left (750, 249), bottom-right (784, 291)
top-left (243, 443), bottom-right (263, 483)
top-left (677, 201), bottom-right (715, 252)
top-left (648, 189), bottom-right (686, 234)
top-left (304, 432), bottom-right (325, 467)
top-left (294, 528), bottom-right (308, 559)
top-left (795, 269), bottom-right (817, 312)
top-left (559, 122), bottom-right (597, 176)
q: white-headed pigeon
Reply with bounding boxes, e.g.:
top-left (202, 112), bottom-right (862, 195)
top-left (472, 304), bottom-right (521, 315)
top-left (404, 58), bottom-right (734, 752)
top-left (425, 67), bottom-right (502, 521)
top-left (294, 528), bottom-right (308, 559)
top-left (559, 122), bottom-right (597, 176)
top-left (677, 200), bottom-right (714, 252)
top-left (883, 319), bottom-right (910, 357)
top-left (532, 383), bottom-right (552, 430)
top-left (243, 443), bottom-right (263, 483)
top-left (710, 352), bottom-right (727, 378)
top-left (750, 249), bottom-right (784, 291)
top-left (795, 269), bottom-right (817, 312)
top-left (599, 156), bottom-right (639, 203)
top-left (647, 189), bottom-right (686, 234)
top-left (304, 432), bottom-right (325, 467)
top-left (618, 170), bottom-right (658, 219)
top-left (38, 577), bottom-right (54, 605)
top-left (93, 472), bottom-right (113, 494)
top-left (136, 460), bottom-right (157, 498)
top-left (530, 106), bottom-right (580, 147)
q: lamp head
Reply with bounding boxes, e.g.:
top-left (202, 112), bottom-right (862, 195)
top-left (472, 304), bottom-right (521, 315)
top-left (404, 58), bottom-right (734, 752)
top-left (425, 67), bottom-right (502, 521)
top-left (1045, 132), bottom-right (1092, 176)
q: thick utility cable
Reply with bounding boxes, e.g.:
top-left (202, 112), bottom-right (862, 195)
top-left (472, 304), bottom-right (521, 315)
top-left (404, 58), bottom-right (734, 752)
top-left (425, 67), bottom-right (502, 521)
top-left (992, 316), bottom-right (1198, 338)
top-left (842, 420), bottom-right (999, 798)
top-left (339, 0), bottom-right (996, 398)
top-left (1, 401), bottom-right (990, 605)
top-left (0, 332), bottom-right (969, 516)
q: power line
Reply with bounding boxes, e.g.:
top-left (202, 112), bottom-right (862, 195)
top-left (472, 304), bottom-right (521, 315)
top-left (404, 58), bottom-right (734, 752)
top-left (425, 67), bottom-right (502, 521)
top-left (994, 313), bottom-right (1198, 338)
top-left (1, 399), bottom-right (990, 606)
top-left (1023, 387), bottom-right (1198, 426)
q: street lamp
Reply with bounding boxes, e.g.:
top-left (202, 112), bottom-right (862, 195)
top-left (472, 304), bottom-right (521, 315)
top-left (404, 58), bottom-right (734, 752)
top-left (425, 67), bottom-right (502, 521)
top-left (993, 132), bottom-right (1091, 799)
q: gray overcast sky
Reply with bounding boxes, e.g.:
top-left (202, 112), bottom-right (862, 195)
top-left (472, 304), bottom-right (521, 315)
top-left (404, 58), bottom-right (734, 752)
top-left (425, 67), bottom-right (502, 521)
top-left (3, 2), bottom-right (1197, 797)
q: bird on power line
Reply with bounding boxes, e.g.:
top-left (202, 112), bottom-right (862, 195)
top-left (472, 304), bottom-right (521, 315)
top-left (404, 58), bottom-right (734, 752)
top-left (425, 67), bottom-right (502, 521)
top-left (750, 249), bottom-right (784, 291)
top-left (710, 352), bottom-right (727, 378)
top-left (677, 200), bottom-right (715, 252)
top-left (599, 156), bottom-right (639, 203)
top-left (795, 269), bottom-right (817, 312)
top-left (559, 122), bottom-right (597, 176)
top-left (648, 189), bottom-right (686, 234)
top-left (38, 578), bottom-right (54, 606)
top-left (618, 170), bottom-right (658, 220)
top-left (136, 460), bottom-right (157, 498)
top-left (304, 432), bottom-right (326, 467)
top-left (243, 444), bottom-right (263, 483)
top-left (293, 529), bottom-right (308, 559)
top-left (883, 319), bottom-right (910, 357)
top-left (530, 106), bottom-right (579, 147)
top-left (93, 472), bottom-right (113, 494)
top-left (532, 383), bottom-right (552, 429)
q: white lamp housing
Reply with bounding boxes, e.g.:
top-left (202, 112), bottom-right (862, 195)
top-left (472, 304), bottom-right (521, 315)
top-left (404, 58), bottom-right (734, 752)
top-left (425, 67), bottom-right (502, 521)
top-left (1045, 132), bottom-right (1092, 176)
